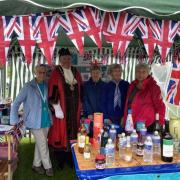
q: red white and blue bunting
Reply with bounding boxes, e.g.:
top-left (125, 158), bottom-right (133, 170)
top-left (0, 6), bottom-right (179, 65)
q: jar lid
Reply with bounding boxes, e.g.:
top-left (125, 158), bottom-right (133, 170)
top-left (96, 154), bottom-right (105, 160)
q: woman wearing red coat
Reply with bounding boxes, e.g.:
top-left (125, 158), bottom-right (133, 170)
top-left (124, 63), bottom-right (165, 132)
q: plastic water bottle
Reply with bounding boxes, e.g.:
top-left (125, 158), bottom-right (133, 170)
top-left (105, 138), bottom-right (115, 167)
top-left (140, 124), bottom-right (147, 143)
top-left (109, 124), bottom-right (117, 143)
top-left (125, 109), bottom-right (134, 135)
top-left (119, 133), bottom-right (126, 160)
top-left (130, 129), bottom-right (138, 153)
top-left (152, 131), bottom-right (161, 157)
top-left (143, 136), bottom-right (153, 163)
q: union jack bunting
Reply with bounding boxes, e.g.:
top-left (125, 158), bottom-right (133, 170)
top-left (149, 19), bottom-right (179, 63)
top-left (15, 16), bottom-right (36, 64)
top-left (0, 17), bottom-right (10, 65)
top-left (57, 11), bottom-right (85, 55)
top-left (71, 6), bottom-right (102, 49)
top-left (0, 16), bottom-right (21, 65)
top-left (32, 14), bottom-right (60, 64)
top-left (136, 18), bottom-right (156, 63)
top-left (166, 63), bottom-right (180, 105)
top-left (102, 12), bottom-right (140, 57)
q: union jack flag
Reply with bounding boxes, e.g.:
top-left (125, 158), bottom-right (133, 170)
top-left (102, 12), bottom-right (140, 57)
top-left (136, 18), bottom-right (156, 62)
top-left (166, 63), bottom-right (180, 105)
top-left (32, 13), bottom-right (60, 64)
top-left (0, 16), bottom-right (21, 65)
top-left (71, 6), bottom-right (102, 49)
top-left (57, 11), bottom-right (85, 55)
top-left (149, 19), bottom-right (179, 63)
top-left (15, 16), bottom-right (36, 64)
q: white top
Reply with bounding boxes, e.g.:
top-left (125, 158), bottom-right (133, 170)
top-left (155, 113), bottom-right (159, 120)
top-left (62, 67), bottom-right (77, 85)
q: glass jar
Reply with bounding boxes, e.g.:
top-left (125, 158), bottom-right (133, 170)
top-left (95, 154), bottom-right (106, 170)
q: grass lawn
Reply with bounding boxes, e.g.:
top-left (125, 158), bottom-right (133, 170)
top-left (13, 138), bottom-right (77, 180)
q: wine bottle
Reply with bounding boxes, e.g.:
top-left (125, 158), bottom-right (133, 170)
top-left (84, 136), bottom-right (91, 159)
top-left (78, 124), bottom-right (87, 154)
top-left (154, 113), bottom-right (161, 133)
top-left (161, 119), bottom-right (173, 162)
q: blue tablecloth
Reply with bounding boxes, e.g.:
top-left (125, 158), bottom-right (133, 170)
top-left (71, 144), bottom-right (180, 180)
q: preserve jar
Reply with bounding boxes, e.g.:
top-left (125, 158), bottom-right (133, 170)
top-left (95, 154), bottom-right (106, 170)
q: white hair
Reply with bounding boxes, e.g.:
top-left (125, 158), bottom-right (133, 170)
top-left (135, 63), bottom-right (150, 73)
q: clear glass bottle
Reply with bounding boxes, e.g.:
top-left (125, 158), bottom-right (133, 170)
top-left (152, 131), bottom-right (161, 158)
top-left (78, 124), bottom-right (87, 154)
top-left (84, 136), bottom-right (91, 159)
top-left (119, 133), bottom-right (126, 160)
top-left (130, 129), bottom-right (138, 153)
top-left (124, 136), bottom-right (133, 162)
top-left (173, 127), bottom-right (179, 155)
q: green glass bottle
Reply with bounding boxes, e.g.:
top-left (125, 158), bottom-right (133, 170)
top-left (161, 119), bottom-right (173, 162)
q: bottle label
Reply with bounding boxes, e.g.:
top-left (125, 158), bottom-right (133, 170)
top-left (163, 139), bottom-right (173, 157)
top-left (84, 152), bottom-right (91, 159)
top-left (120, 139), bottom-right (127, 148)
top-left (105, 147), bottom-right (114, 154)
top-left (125, 116), bottom-right (134, 132)
top-left (79, 135), bottom-right (85, 148)
top-left (153, 138), bottom-right (160, 144)
top-left (136, 122), bottom-right (145, 132)
top-left (136, 143), bottom-right (144, 156)
top-left (144, 144), bottom-right (152, 151)
top-left (140, 130), bottom-right (147, 136)
top-left (110, 132), bottom-right (116, 141)
top-left (130, 136), bottom-right (138, 143)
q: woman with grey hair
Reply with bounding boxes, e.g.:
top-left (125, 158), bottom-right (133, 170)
top-left (124, 63), bottom-right (165, 132)
top-left (10, 64), bottom-right (53, 176)
top-left (103, 64), bottom-right (129, 133)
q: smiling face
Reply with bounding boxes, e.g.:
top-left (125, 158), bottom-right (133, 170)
top-left (35, 66), bottom-right (46, 83)
top-left (135, 68), bottom-right (149, 82)
top-left (59, 55), bottom-right (72, 69)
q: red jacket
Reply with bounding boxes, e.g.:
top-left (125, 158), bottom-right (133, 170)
top-left (124, 76), bottom-right (165, 128)
top-left (48, 66), bottom-right (82, 149)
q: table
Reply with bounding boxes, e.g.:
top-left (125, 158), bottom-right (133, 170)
top-left (0, 160), bottom-right (8, 180)
top-left (71, 143), bottom-right (180, 180)
top-left (0, 124), bottom-right (21, 180)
